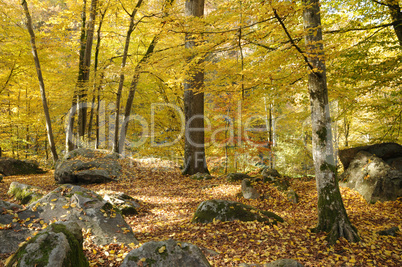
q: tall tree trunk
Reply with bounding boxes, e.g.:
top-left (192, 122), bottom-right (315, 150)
top-left (78, 0), bottom-right (98, 143)
top-left (113, 0), bottom-right (144, 153)
top-left (303, 0), bottom-right (359, 244)
top-left (385, 0), bottom-right (402, 46)
top-left (88, 4), bottom-right (108, 143)
top-left (66, 0), bottom-right (87, 152)
top-left (117, 0), bottom-right (174, 153)
top-left (182, 0), bottom-right (209, 175)
top-left (21, 0), bottom-right (58, 162)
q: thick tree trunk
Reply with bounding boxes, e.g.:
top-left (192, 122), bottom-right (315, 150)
top-left (385, 0), bottom-right (402, 46)
top-left (303, 0), bottom-right (359, 244)
top-left (182, 0), bottom-right (209, 175)
top-left (21, 0), bottom-right (58, 162)
top-left (113, 0), bottom-right (144, 153)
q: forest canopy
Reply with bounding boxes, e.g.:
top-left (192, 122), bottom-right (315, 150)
top-left (0, 0), bottom-right (401, 175)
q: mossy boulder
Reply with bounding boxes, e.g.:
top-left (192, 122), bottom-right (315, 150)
top-left (190, 172), bottom-right (213, 181)
top-left (55, 148), bottom-right (122, 184)
top-left (103, 193), bottom-right (140, 216)
top-left (121, 239), bottom-right (211, 267)
top-left (27, 184), bottom-right (138, 246)
top-left (261, 169), bottom-right (290, 191)
top-left (286, 189), bottom-right (299, 204)
top-left (0, 158), bottom-right (45, 176)
top-left (241, 179), bottom-right (260, 200)
top-left (192, 199), bottom-right (283, 224)
top-left (226, 173), bottom-right (250, 182)
top-left (340, 151), bottom-right (402, 203)
top-left (5, 221), bottom-right (89, 267)
top-left (8, 181), bottom-right (44, 204)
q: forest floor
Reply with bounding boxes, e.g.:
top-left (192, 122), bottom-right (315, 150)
top-left (1, 157), bottom-right (402, 267)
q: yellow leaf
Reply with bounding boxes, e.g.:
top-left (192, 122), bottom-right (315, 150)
top-left (158, 246), bottom-right (166, 253)
top-left (93, 249), bottom-right (97, 254)
top-left (51, 199), bottom-right (57, 202)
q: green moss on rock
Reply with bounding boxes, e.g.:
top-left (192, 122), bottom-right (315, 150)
top-left (192, 199), bottom-right (283, 225)
top-left (5, 223), bottom-right (89, 267)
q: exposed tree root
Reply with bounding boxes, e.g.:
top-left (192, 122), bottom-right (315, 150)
top-left (313, 219), bottom-right (360, 245)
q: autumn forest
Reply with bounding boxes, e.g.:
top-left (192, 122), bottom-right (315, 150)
top-left (0, 0), bottom-right (402, 266)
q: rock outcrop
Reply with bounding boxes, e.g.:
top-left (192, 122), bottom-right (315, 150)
top-left (192, 199), bottom-right (283, 224)
top-left (241, 179), bottom-right (260, 200)
top-left (340, 151), bottom-right (402, 203)
top-left (339, 143), bottom-right (402, 170)
top-left (55, 148), bottom-right (122, 184)
top-left (27, 184), bottom-right (138, 246)
top-left (0, 158), bottom-right (44, 176)
top-left (5, 221), bottom-right (89, 267)
top-left (121, 239), bottom-right (211, 267)
top-left (7, 181), bottom-right (44, 204)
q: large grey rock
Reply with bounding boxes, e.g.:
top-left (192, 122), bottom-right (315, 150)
top-left (121, 239), bottom-right (211, 267)
top-left (0, 200), bottom-right (35, 254)
top-left (340, 151), bottom-right (402, 203)
top-left (0, 158), bottom-right (44, 176)
top-left (7, 181), bottom-right (44, 204)
top-left (192, 199), bottom-right (283, 224)
top-left (241, 179), bottom-right (260, 200)
top-left (190, 172), bottom-right (213, 181)
top-left (339, 143), bottom-right (402, 170)
top-left (388, 157), bottom-right (402, 172)
top-left (226, 173), bottom-right (251, 182)
top-left (286, 189), bottom-right (299, 204)
top-left (103, 192), bottom-right (140, 216)
top-left (27, 184), bottom-right (138, 246)
top-left (5, 221), bottom-right (89, 267)
top-left (55, 148), bottom-right (122, 184)
top-left (265, 259), bottom-right (304, 267)
top-left (261, 169), bottom-right (289, 191)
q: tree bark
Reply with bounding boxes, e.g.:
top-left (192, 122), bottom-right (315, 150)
top-left (21, 0), bottom-right (58, 162)
top-left (302, 0), bottom-right (359, 244)
top-left (182, 0), bottom-right (209, 175)
top-left (385, 0), bottom-right (402, 46)
top-left (113, 0), bottom-right (144, 153)
top-left (117, 0), bottom-right (174, 154)
top-left (77, 0), bottom-right (97, 142)
top-left (66, 0), bottom-right (87, 152)
top-left (88, 5), bottom-right (108, 143)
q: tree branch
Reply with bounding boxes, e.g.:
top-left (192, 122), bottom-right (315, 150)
top-left (324, 22), bottom-right (395, 34)
top-left (272, 8), bottom-right (315, 71)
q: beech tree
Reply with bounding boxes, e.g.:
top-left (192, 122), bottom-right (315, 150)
top-left (182, 0), bottom-right (209, 175)
top-left (21, 0), bottom-right (58, 162)
top-left (302, 0), bottom-right (360, 243)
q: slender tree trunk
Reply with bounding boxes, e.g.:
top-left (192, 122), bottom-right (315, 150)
top-left (113, 0), bottom-right (144, 153)
top-left (182, 0), bottom-right (209, 175)
top-left (88, 5), bottom-right (107, 142)
top-left (21, 0), bottom-right (58, 162)
top-left (78, 0), bottom-right (97, 143)
top-left (303, 0), bottom-right (359, 244)
top-left (117, 0), bottom-right (174, 153)
top-left (66, 0), bottom-right (87, 152)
